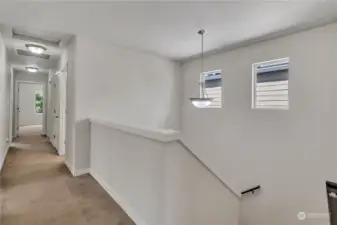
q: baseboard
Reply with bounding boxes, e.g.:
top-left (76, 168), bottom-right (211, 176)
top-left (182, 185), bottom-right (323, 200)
top-left (0, 144), bottom-right (10, 174)
top-left (75, 168), bottom-right (90, 176)
top-left (64, 160), bottom-right (75, 176)
top-left (64, 160), bottom-right (90, 177)
top-left (90, 170), bottom-right (147, 225)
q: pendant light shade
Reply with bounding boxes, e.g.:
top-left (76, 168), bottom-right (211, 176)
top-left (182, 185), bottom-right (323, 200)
top-left (190, 97), bottom-right (213, 108)
top-left (189, 29), bottom-right (213, 108)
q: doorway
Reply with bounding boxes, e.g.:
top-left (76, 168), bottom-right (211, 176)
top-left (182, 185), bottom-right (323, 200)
top-left (15, 82), bottom-right (46, 136)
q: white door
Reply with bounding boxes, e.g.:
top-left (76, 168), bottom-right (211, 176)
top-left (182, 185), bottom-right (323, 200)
top-left (51, 72), bottom-right (67, 155)
top-left (51, 75), bottom-right (59, 149)
top-left (18, 83), bottom-right (44, 127)
top-left (57, 72), bottom-right (67, 155)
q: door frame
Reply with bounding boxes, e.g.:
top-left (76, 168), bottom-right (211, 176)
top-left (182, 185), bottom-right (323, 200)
top-left (9, 67), bottom-right (14, 142)
top-left (14, 81), bottom-right (46, 137)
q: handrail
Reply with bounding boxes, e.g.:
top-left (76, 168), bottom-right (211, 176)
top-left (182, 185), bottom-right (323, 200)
top-left (241, 185), bottom-right (261, 195)
top-left (177, 140), bottom-right (241, 199)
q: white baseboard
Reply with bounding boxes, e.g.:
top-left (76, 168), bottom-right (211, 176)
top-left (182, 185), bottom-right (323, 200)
top-left (5, 143), bottom-right (9, 156)
top-left (64, 160), bottom-right (75, 176)
top-left (64, 160), bottom-right (90, 177)
top-left (90, 170), bottom-right (147, 225)
top-left (0, 144), bottom-right (10, 174)
top-left (75, 168), bottom-right (90, 176)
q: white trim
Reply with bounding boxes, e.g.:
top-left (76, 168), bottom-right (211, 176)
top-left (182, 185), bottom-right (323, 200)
top-left (9, 67), bottom-right (14, 142)
top-left (34, 90), bottom-right (44, 115)
top-left (0, 144), bottom-right (10, 174)
top-left (64, 160), bottom-right (89, 177)
top-left (56, 71), bottom-right (67, 156)
top-left (90, 170), bottom-right (147, 225)
top-left (253, 57), bottom-right (290, 68)
top-left (64, 160), bottom-right (75, 176)
top-left (75, 168), bottom-right (90, 176)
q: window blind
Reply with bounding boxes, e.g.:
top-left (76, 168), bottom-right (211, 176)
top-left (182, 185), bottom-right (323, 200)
top-left (204, 71), bottom-right (221, 108)
top-left (255, 61), bottom-right (289, 110)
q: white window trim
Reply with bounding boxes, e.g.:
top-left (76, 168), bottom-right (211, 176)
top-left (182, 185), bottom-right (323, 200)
top-left (35, 91), bottom-right (43, 114)
top-left (200, 69), bottom-right (222, 108)
top-left (252, 57), bottom-right (290, 110)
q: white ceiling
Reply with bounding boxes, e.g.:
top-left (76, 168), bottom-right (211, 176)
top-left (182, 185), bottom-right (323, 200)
top-left (0, 24), bottom-right (72, 72)
top-left (0, 1), bottom-right (337, 60)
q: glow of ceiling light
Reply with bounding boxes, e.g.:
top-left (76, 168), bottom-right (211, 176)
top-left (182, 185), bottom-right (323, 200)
top-left (25, 44), bottom-right (47, 54)
top-left (25, 66), bottom-right (39, 73)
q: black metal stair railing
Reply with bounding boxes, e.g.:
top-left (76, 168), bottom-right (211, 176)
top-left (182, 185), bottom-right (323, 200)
top-left (241, 185), bottom-right (261, 195)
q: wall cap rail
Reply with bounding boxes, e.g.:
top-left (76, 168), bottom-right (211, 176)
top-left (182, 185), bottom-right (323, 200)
top-left (89, 117), bottom-right (180, 142)
top-left (87, 118), bottom-right (241, 199)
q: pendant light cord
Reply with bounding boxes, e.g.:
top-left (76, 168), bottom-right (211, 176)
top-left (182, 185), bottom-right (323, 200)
top-left (198, 29), bottom-right (207, 98)
top-left (201, 30), bottom-right (204, 75)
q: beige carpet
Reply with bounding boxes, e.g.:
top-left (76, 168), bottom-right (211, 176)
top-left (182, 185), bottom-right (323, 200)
top-left (0, 126), bottom-right (135, 225)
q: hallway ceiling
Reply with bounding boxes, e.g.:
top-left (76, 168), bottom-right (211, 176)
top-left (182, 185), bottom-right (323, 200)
top-left (0, 24), bottom-right (73, 72)
top-left (0, 1), bottom-right (337, 60)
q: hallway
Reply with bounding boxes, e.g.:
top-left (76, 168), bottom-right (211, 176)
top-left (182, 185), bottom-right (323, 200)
top-left (0, 126), bottom-right (135, 225)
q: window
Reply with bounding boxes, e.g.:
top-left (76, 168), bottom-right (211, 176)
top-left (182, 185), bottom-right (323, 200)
top-left (252, 58), bottom-right (289, 110)
top-left (35, 91), bottom-right (43, 114)
top-left (201, 70), bottom-right (222, 108)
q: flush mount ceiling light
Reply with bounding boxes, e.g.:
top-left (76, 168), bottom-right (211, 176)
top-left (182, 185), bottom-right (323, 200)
top-left (25, 44), bottom-right (47, 54)
top-left (189, 29), bottom-right (213, 108)
top-left (25, 66), bottom-right (39, 73)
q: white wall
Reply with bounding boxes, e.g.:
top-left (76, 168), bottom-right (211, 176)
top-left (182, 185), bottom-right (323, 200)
top-left (90, 120), bottom-right (240, 225)
top-left (18, 82), bottom-right (43, 126)
top-left (69, 36), bottom-right (181, 173)
top-left (165, 141), bottom-right (240, 225)
top-left (90, 122), bottom-right (167, 225)
top-left (0, 33), bottom-right (10, 171)
top-left (181, 23), bottom-right (337, 225)
top-left (64, 37), bottom-right (76, 170)
top-left (75, 36), bottom-right (180, 129)
top-left (74, 118), bottom-right (90, 172)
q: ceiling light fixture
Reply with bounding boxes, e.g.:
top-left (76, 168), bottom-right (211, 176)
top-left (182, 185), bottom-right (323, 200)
top-left (25, 44), bottom-right (47, 54)
top-left (25, 66), bottom-right (39, 73)
top-left (189, 29), bottom-right (213, 108)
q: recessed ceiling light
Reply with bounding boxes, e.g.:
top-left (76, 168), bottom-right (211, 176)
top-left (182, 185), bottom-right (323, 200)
top-left (25, 66), bottom-right (39, 73)
top-left (25, 44), bottom-right (47, 54)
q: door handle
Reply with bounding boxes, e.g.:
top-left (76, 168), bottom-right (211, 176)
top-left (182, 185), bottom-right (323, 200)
top-left (55, 116), bottom-right (59, 118)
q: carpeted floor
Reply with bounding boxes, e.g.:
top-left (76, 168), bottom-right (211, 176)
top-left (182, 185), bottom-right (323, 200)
top-left (0, 126), bottom-right (135, 225)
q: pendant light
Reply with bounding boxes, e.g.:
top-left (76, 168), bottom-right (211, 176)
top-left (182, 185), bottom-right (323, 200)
top-left (189, 29), bottom-right (213, 108)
